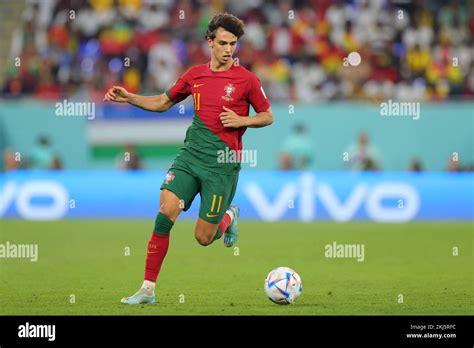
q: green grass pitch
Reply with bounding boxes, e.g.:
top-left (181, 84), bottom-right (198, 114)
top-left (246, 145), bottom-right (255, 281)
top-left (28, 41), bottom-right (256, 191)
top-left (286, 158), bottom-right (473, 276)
top-left (0, 220), bottom-right (472, 315)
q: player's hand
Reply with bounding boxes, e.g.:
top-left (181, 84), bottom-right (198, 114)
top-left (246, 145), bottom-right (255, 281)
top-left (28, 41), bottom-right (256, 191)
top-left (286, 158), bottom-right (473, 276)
top-left (220, 106), bottom-right (245, 128)
top-left (103, 86), bottom-right (132, 103)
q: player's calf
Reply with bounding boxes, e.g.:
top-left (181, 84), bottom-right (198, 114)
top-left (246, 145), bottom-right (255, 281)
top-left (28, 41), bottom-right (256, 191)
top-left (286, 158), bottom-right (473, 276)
top-left (121, 194), bottom-right (179, 305)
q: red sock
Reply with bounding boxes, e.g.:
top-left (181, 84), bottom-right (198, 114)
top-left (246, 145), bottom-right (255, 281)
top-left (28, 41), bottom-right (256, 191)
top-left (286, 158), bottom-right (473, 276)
top-left (144, 233), bottom-right (170, 282)
top-left (217, 212), bottom-right (232, 239)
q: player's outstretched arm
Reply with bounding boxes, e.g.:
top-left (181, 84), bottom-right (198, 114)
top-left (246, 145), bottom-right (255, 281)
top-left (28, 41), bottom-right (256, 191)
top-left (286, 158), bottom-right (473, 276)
top-left (244, 107), bottom-right (273, 128)
top-left (103, 86), bottom-right (175, 112)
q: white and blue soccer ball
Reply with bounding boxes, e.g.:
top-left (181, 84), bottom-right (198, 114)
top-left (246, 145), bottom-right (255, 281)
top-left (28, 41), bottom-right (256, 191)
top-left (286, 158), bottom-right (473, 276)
top-left (264, 267), bottom-right (302, 305)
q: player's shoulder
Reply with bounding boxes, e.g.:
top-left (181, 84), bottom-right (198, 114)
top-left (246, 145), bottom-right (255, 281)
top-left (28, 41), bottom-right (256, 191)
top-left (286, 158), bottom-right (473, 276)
top-left (233, 64), bottom-right (262, 86)
top-left (179, 64), bottom-right (208, 80)
top-left (233, 63), bottom-right (255, 76)
top-left (186, 64), bottom-right (209, 75)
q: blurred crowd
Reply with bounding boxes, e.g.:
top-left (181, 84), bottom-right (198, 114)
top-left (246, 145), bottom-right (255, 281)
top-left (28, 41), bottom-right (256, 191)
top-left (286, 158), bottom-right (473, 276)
top-left (4, 129), bottom-right (472, 171)
top-left (4, 135), bottom-right (62, 171)
top-left (2, 0), bottom-right (474, 102)
top-left (3, 135), bottom-right (140, 171)
top-left (278, 125), bottom-right (474, 172)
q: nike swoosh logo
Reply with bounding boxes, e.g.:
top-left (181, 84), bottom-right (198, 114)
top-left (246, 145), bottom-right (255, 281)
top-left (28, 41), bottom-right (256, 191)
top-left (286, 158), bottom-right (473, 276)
top-left (193, 83), bottom-right (205, 88)
top-left (147, 251), bottom-right (160, 254)
top-left (206, 212), bottom-right (219, 218)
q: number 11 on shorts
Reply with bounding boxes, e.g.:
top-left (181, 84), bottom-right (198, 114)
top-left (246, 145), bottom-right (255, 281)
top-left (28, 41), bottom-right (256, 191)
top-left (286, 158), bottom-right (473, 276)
top-left (210, 194), bottom-right (223, 214)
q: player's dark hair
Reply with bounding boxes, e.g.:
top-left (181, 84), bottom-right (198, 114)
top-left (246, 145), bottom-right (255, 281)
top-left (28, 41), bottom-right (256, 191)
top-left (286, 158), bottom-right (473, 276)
top-left (206, 12), bottom-right (245, 40)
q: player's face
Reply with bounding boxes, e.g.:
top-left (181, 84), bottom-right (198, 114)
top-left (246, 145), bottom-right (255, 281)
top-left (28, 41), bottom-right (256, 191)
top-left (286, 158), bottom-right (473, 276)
top-left (208, 28), bottom-right (238, 65)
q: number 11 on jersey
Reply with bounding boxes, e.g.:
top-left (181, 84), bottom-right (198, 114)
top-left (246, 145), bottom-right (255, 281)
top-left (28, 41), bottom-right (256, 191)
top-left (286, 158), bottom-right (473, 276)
top-left (193, 93), bottom-right (201, 110)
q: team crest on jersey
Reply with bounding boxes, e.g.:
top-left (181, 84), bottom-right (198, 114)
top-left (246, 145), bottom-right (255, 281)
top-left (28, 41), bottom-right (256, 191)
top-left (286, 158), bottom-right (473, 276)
top-left (222, 83), bottom-right (235, 101)
top-left (164, 171), bottom-right (175, 184)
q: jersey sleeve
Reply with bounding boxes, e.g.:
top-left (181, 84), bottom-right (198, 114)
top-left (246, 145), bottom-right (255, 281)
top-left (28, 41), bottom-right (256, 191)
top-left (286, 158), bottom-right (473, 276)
top-left (165, 69), bottom-right (192, 103)
top-left (247, 74), bottom-right (271, 113)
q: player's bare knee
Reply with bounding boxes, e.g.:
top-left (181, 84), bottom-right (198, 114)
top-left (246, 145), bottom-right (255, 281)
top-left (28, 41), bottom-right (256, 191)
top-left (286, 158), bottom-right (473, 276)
top-left (195, 233), bottom-right (212, 246)
top-left (159, 190), bottom-right (181, 220)
top-left (159, 198), bottom-right (182, 220)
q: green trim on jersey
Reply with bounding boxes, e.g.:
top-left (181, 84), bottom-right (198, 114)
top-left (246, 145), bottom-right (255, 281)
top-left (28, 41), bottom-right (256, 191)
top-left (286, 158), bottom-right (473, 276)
top-left (174, 113), bottom-right (241, 175)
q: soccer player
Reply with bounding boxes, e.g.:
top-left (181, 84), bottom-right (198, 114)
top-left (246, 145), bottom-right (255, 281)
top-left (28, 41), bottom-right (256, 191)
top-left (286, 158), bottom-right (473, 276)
top-left (104, 12), bottom-right (273, 304)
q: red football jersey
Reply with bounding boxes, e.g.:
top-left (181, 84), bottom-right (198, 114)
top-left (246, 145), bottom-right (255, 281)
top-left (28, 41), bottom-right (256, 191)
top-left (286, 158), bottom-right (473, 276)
top-left (166, 61), bottom-right (270, 157)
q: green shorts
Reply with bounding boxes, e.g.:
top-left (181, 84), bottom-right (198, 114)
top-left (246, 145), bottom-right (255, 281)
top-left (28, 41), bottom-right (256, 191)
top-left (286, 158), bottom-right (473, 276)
top-left (160, 158), bottom-right (239, 224)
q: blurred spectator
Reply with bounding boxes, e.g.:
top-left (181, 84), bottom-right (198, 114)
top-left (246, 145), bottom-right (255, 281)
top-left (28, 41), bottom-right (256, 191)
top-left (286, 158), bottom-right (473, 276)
top-left (117, 144), bottom-right (142, 170)
top-left (362, 157), bottom-right (379, 171)
top-left (147, 31), bottom-right (181, 92)
top-left (405, 44), bottom-right (431, 77)
top-left (279, 123), bottom-right (313, 170)
top-left (409, 159), bottom-right (423, 172)
top-left (138, 2), bottom-right (171, 31)
top-left (30, 135), bottom-right (61, 170)
top-left (447, 156), bottom-right (473, 172)
top-left (438, 0), bottom-right (469, 28)
top-left (448, 157), bottom-right (460, 172)
top-left (345, 132), bottom-right (381, 171)
top-left (292, 55), bottom-right (328, 102)
top-left (402, 14), bottom-right (434, 50)
top-left (3, 149), bottom-right (20, 171)
top-left (50, 156), bottom-right (63, 170)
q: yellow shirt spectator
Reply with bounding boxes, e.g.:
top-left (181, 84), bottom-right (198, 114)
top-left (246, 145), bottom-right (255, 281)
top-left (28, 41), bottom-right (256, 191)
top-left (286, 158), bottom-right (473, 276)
top-left (406, 45), bottom-right (431, 75)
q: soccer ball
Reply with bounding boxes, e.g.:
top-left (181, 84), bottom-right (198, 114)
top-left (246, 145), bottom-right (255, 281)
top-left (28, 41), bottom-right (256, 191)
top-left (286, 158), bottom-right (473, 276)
top-left (264, 267), bottom-right (302, 305)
